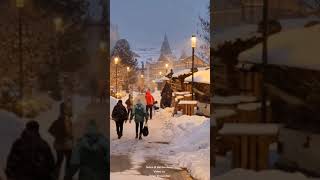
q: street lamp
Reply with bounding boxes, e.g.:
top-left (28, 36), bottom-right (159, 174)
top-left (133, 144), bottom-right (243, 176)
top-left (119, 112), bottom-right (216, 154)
top-left (53, 17), bottom-right (64, 101)
top-left (126, 66), bottom-right (130, 91)
top-left (16, 0), bottom-right (24, 117)
top-left (261, 0), bottom-right (269, 123)
top-left (114, 57), bottom-right (119, 98)
top-left (191, 35), bottom-right (197, 100)
top-left (165, 63), bottom-right (169, 73)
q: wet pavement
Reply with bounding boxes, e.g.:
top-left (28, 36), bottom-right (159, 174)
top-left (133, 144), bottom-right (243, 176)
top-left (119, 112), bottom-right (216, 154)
top-left (138, 158), bottom-right (195, 180)
top-left (110, 155), bottom-right (132, 172)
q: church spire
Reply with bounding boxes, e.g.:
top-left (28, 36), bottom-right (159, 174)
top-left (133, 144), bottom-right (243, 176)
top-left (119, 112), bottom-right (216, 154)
top-left (160, 33), bottom-right (172, 56)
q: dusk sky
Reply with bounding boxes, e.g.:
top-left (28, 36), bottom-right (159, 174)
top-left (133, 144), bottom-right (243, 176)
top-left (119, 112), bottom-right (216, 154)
top-left (111, 0), bottom-right (209, 52)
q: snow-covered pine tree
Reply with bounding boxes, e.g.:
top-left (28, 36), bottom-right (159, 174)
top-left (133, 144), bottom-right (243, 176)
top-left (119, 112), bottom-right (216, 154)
top-left (111, 39), bottom-right (138, 68)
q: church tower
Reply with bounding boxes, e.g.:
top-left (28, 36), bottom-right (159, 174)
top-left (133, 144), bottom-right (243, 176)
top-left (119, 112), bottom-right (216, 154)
top-left (158, 34), bottom-right (174, 62)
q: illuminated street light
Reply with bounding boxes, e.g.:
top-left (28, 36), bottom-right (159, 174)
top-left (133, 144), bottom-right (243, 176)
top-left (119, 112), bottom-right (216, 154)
top-left (191, 35), bottom-right (197, 100)
top-left (16, 0), bottom-right (25, 117)
top-left (114, 57), bottom-right (120, 98)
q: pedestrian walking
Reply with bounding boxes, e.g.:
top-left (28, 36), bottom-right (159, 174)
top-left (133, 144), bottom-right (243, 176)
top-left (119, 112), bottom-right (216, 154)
top-left (6, 120), bottom-right (55, 180)
top-left (48, 102), bottom-right (74, 179)
top-left (111, 100), bottom-right (128, 139)
top-left (160, 82), bottom-right (173, 108)
top-left (66, 120), bottom-right (109, 180)
top-left (130, 99), bottom-right (148, 140)
top-left (145, 89), bottom-right (155, 119)
top-left (125, 94), bottom-right (133, 120)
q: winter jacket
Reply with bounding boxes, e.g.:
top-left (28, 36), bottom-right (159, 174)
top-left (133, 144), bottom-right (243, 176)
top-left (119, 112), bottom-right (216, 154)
top-left (125, 97), bottom-right (133, 109)
top-left (145, 91), bottom-right (155, 106)
top-left (112, 103), bottom-right (128, 121)
top-left (160, 83), bottom-right (173, 108)
top-left (48, 116), bottom-right (73, 150)
top-left (67, 124), bottom-right (109, 180)
top-left (131, 103), bottom-right (148, 123)
top-left (6, 130), bottom-right (55, 180)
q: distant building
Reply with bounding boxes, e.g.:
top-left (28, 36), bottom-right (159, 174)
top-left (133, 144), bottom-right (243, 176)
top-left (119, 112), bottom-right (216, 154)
top-left (173, 55), bottom-right (209, 72)
top-left (145, 34), bottom-right (176, 84)
top-left (144, 35), bottom-right (209, 88)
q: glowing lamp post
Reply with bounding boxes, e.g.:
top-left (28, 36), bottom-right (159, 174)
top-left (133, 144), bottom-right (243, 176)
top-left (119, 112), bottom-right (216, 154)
top-left (114, 57), bottom-right (119, 98)
top-left (16, 0), bottom-right (24, 117)
top-left (191, 35), bottom-right (197, 100)
top-left (165, 63), bottom-right (169, 73)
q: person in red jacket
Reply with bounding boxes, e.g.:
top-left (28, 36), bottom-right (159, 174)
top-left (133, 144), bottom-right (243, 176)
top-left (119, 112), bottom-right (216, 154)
top-left (145, 89), bottom-right (155, 119)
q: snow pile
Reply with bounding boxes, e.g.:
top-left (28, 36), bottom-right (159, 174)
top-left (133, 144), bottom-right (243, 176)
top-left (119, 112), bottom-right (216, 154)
top-left (0, 110), bottom-right (24, 178)
top-left (239, 25), bottom-right (320, 70)
top-left (215, 168), bottom-right (319, 180)
top-left (110, 96), bottom-right (118, 112)
top-left (164, 115), bottom-right (210, 180)
top-left (184, 68), bottom-right (210, 84)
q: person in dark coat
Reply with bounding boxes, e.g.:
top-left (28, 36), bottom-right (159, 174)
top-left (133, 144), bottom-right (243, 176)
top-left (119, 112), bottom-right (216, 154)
top-left (6, 120), bottom-right (55, 180)
top-left (48, 102), bottom-right (73, 179)
top-left (66, 120), bottom-right (109, 180)
top-left (160, 82), bottom-right (173, 108)
top-left (111, 100), bottom-right (128, 139)
top-left (125, 94), bottom-right (133, 119)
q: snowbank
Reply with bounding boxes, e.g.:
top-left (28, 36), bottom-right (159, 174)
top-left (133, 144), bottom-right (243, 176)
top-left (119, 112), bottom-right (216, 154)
top-left (239, 25), bottom-right (320, 70)
top-left (164, 115), bottom-right (210, 180)
top-left (215, 168), bottom-right (319, 180)
top-left (184, 68), bottom-right (210, 84)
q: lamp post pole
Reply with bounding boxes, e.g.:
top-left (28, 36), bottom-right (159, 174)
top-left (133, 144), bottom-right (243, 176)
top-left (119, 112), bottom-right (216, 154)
top-left (114, 57), bottom-right (119, 98)
top-left (261, 0), bottom-right (268, 123)
top-left (191, 35), bottom-right (196, 100)
top-left (16, 0), bottom-right (24, 117)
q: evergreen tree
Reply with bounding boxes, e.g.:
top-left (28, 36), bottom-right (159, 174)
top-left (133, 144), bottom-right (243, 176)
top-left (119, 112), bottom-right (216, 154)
top-left (111, 39), bottom-right (137, 68)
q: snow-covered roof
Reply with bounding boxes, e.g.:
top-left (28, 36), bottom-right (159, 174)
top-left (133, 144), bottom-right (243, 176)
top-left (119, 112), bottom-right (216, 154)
top-left (237, 101), bottom-right (271, 111)
top-left (239, 25), bottom-right (320, 70)
top-left (214, 109), bottom-right (237, 119)
top-left (214, 16), bottom-right (320, 49)
top-left (154, 76), bottom-right (169, 83)
top-left (172, 67), bottom-right (208, 78)
top-left (280, 16), bottom-right (320, 31)
top-left (184, 68), bottom-right (210, 84)
top-left (219, 123), bottom-right (280, 135)
top-left (178, 100), bottom-right (198, 105)
top-left (214, 24), bottom-right (258, 48)
top-left (213, 95), bottom-right (257, 105)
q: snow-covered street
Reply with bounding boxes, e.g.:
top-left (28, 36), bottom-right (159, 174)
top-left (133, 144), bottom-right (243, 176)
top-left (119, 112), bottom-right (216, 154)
top-left (110, 92), bottom-right (210, 180)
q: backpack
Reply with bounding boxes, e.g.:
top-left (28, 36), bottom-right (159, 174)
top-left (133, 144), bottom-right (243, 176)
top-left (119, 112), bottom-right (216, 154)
top-left (135, 104), bottom-right (145, 117)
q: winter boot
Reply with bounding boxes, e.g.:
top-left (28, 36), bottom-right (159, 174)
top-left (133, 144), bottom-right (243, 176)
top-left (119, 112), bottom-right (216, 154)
top-left (139, 134), bottom-right (142, 140)
top-left (135, 133), bottom-right (138, 139)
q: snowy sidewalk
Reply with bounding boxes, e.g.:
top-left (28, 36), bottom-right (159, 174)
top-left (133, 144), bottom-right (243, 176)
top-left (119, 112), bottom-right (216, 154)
top-left (110, 94), bottom-right (210, 180)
